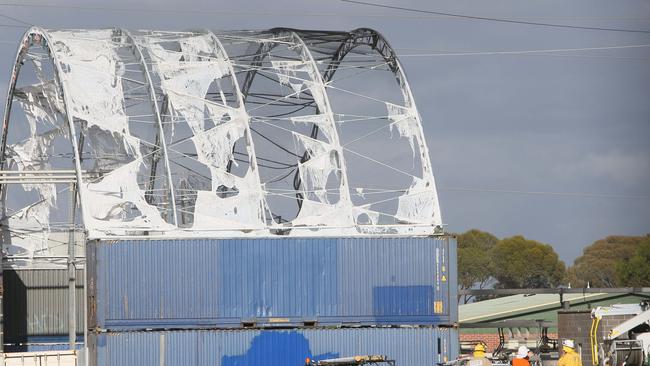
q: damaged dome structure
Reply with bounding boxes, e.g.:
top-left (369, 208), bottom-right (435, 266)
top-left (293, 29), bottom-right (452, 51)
top-left (1, 27), bottom-right (442, 266)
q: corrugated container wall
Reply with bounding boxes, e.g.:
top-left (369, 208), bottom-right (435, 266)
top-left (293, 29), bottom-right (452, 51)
top-left (88, 237), bottom-right (457, 330)
top-left (2, 269), bottom-right (84, 342)
top-left (91, 326), bottom-right (458, 366)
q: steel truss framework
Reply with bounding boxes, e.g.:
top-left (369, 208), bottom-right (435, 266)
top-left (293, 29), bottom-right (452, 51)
top-left (0, 27), bottom-right (442, 263)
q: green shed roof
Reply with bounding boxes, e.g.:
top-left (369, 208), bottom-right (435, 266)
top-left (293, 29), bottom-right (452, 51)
top-left (459, 292), bottom-right (650, 323)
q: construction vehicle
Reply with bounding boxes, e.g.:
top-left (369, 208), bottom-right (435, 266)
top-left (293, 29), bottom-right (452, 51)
top-left (305, 355), bottom-right (396, 365)
top-left (590, 301), bottom-right (650, 366)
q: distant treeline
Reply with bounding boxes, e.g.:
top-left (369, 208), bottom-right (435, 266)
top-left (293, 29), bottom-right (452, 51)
top-left (457, 230), bottom-right (650, 303)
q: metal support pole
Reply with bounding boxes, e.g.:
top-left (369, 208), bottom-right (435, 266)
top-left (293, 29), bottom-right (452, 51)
top-left (560, 291), bottom-right (570, 310)
top-left (84, 261), bottom-right (89, 366)
top-left (68, 182), bottom-right (76, 348)
top-left (1, 254), bottom-right (3, 360)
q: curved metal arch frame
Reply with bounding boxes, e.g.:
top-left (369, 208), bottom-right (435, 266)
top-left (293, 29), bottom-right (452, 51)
top-left (125, 29), bottom-right (270, 227)
top-left (117, 28), bottom-right (179, 225)
top-left (203, 29), bottom-right (267, 225)
top-left (1, 27), bottom-right (87, 224)
top-left (289, 27), bottom-right (442, 225)
top-left (233, 31), bottom-right (320, 211)
top-left (281, 29), bottom-right (353, 214)
top-left (0, 29), bottom-right (32, 212)
top-left (1, 28), bottom-right (442, 236)
top-left (223, 27), bottom-right (441, 226)
top-left (233, 29), bottom-right (356, 219)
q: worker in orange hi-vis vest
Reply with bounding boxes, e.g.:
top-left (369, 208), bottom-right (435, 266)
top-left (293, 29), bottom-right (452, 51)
top-left (558, 340), bottom-right (582, 366)
top-left (512, 346), bottom-right (532, 366)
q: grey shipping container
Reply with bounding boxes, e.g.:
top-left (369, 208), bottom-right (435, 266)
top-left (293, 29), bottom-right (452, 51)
top-left (3, 335), bottom-right (84, 352)
top-left (88, 236), bottom-right (457, 330)
top-left (90, 326), bottom-right (458, 366)
top-left (3, 269), bottom-right (84, 344)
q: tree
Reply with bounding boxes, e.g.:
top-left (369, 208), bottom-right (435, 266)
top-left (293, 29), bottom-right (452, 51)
top-left (491, 236), bottom-right (566, 288)
top-left (457, 229), bottom-right (498, 303)
top-left (567, 235), bottom-right (647, 287)
top-left (616, 237), bottom-right (650, 286)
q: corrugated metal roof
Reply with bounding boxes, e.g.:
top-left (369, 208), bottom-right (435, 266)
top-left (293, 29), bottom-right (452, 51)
top-left (459, 293), bottom-right (638, 323)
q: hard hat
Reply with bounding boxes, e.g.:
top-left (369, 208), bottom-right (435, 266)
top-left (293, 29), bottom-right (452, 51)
top-left (474, 343), bottom-right (486, 352)
top-left (516, 346), bottom-right (530, 358)
top-left (562, 339), bottom-right (575, 349)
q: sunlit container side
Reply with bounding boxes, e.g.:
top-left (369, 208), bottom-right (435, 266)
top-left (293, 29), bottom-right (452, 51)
top-left (3, 269), bottom-right (84, 344)
top-left (88, 237), bottom-right (457, 330)
top-left (90, 326), bottom-right (458, 366)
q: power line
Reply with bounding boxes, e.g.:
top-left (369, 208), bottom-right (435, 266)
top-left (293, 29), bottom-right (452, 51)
top-left (0, 2), bottom-right (647, 21)
top-left (0, 23), bottom-right (26, 28)
top-left (0, 12), bottom-right (30, 26)
top-left (396, 53), bottom-right (650, 61)
top-left (392, 44), bottom-right (650, 58)
top-left (341, 0), bottom-right (650, 34)
top-left (438, 187), bottom-right (650, 200)
top-left (395, 44), bottom-right (650, 54)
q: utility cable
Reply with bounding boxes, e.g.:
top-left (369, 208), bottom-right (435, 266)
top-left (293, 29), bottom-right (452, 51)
top-left (0, 11), bottom-right (30, 26)
top-left (341, 0), bottom-right (650, 34)
top-left (0, 22), bottom-right (26, 28)
top-left (437, 187), bottom-right (650, 200)
top-left (390, 44), bottom-right (650, 57)
top-left (0, 2), bottom-right (648, 21)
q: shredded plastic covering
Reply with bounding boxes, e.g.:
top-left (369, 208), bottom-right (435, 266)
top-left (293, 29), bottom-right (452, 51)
top-left (1, 27), bottom-right (442, 250)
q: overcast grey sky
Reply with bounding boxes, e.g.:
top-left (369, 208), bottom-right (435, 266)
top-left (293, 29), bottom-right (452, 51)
top-left (0, 0), bottom-right (648, 263)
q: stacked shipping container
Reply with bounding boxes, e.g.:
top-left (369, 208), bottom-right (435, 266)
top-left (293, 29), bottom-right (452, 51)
top-left (91, 327), bottom-right (457, 366)
top-left (87, 237), bottom-right (458, 365)
top-left (2, 268), bottom-right (84, 352)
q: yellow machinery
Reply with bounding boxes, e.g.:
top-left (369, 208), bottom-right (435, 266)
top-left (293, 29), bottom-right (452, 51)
top-left (590, 302), bottom-right (650, 366)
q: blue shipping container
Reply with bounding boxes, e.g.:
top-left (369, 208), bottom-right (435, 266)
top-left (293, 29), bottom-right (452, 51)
top-left (88, 237), bottom-right (457, 330)
top-left (91, 326), bottom-right (459, 366)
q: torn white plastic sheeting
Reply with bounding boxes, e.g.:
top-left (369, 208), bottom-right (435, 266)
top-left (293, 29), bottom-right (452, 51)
top-left (48, 31), bottom-right (138, 154)
top-left (4, 129), bottom-right (62, 256)
top-left (15, 82), bottom-right (63, 135)
top-left (4, 62), bottom-right (66, 256)
top-left (189, 115), bottom-right (265, 228)
top-left (395, 177), bottom-right (437, 225)
top-left (12, 83), bottom-right (64, 179)
top-left (3, 203), bottom-right (51, 256)
top-left (191, 118), bottom-right (246, 177)
top-left (352, 206), bottom-right (381, 225)
top-left (386, 102), bottom-right (421, 155)
top-left (47, 30), bottom-right (171, 231)
top-left (157, 60), bottom-right (230, 132)
top-left (290, 114), bottom-right (336, 143)
top-left (292, 198), bottom-right (353, 227)
top-left (270, 60), bottom-right (311, 96)
top-left (271, 35), bottom-right (355, 224)
top-left (30, 57), bottom-right (50, 86)
top-left (294, 133), bottom-right (342, 202)
top-left (10, 127), bottom-right (62, 178)
top-left (143, 36), bottom-right (230, 126)
top-left (145, 35), bottom-right (232, 136)
top-left (145, 34), bottom-right (222, 64)
top-left (192, 168), bottom-right (265, 229)
top-left (145, 34), bottom-right (266, 229)
top-left (179, 34), bottom-right (219, 61)
top-left (3, 28), bottom-right (444, 241)
top-left (84, 162), bottom-right (172, 231)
